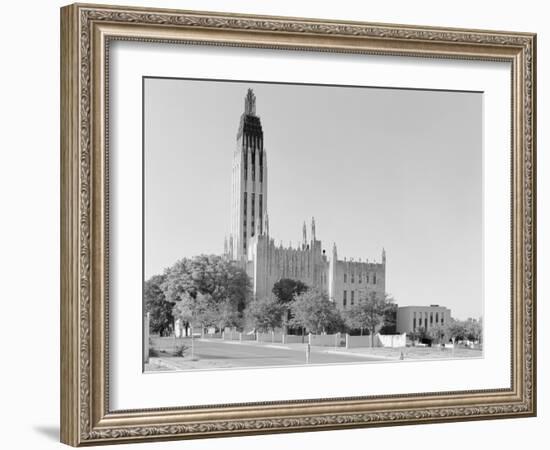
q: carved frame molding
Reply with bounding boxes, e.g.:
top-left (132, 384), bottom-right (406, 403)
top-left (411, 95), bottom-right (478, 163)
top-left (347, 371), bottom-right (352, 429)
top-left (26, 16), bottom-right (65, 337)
top-left (60, 3), bottom-right (536, 446)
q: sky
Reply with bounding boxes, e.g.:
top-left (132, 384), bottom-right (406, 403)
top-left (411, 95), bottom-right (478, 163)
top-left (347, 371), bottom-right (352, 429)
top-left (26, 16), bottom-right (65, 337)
top-left (144, 78), bottom-right (483, 320)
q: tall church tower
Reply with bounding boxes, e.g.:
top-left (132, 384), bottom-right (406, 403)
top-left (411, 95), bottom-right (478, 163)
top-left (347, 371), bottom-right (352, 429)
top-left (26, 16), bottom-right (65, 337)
top-left (229, 89), bottom-right (268, 260)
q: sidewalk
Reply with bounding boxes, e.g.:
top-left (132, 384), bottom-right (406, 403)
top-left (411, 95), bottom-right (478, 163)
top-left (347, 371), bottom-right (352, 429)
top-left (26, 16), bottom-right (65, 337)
top-left (196, 337), bottom-right (482, 361)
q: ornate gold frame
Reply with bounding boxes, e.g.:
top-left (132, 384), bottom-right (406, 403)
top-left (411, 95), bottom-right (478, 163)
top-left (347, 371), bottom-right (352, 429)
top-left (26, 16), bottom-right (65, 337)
top-left (60, 3), bottom-right (536, 446)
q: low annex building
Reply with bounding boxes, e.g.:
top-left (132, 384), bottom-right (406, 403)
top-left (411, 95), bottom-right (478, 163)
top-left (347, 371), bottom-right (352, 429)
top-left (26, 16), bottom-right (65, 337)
top-left (224, 89), bottom-right (386, 308)
top-left (396, 305), bottom-right (452, 334)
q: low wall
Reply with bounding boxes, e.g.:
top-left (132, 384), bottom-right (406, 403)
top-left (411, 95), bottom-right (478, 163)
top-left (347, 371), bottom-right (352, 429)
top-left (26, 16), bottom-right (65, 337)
top-left (346, 335), bottom-right (373, 348)
top-left (240, 332), bottom-right (256, 341)
top-left (257, 332), bottom-right (283, 343)
top-left (309, 333), bottom-right (344, 347)
top-left (376, 333), bottom-right (407, 348)
top-left (283, 335), bottom-right (306, 344)
top-left (222, 331), bottom-right (240, 341)
top-left (204, 332), bottom-right (222, 339)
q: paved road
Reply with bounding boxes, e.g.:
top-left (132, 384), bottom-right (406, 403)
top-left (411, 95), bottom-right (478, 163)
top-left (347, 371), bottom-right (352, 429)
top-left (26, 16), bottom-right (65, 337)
top-left (150, 338), bottom-right (388, 371)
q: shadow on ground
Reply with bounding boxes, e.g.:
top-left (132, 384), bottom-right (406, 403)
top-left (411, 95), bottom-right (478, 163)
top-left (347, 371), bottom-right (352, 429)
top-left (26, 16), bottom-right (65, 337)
top-left (33, 425), bottom-right (59, 441)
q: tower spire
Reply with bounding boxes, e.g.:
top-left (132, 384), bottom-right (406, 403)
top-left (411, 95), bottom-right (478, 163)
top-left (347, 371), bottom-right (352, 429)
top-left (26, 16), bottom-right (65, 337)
top-left (244, 88), bottom-right (256, 115)
top-left (302, 221), bottom-right (307, 248)
top-left (382, 247), bottom-right (386, 265)
top-left (311, 216), bottom-right (316, 241)
top-left (230, 89), bottom-right (265, 260)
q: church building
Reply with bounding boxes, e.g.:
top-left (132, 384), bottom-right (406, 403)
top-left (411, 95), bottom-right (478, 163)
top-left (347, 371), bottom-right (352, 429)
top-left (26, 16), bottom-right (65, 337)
top-left (224, 89), bottom-right (386, 310)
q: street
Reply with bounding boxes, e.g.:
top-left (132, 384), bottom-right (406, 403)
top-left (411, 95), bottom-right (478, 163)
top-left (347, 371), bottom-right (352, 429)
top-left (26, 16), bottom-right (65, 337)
top-left (147, 338), bottom-right (388, 371)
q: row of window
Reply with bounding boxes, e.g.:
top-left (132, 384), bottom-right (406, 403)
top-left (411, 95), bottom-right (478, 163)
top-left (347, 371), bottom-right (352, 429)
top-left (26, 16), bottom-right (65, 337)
top-left (412, 312), bottom-right (445, 330)
top-left (242, 148), bottom-right (264, 183)
top-left (342, 290), bottom-right (356, 308)
top-left (242, 192), bottom-right (263, 237)
top-left (343, 273), bottom-right (377, 284)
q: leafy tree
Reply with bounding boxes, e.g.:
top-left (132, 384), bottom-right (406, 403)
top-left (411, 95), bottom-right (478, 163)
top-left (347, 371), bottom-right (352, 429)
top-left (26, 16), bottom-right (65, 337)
top-left (245, 297), bottom-right (285, 332)
top-left (144, 274), bottom-right (174, 336)
top-left (162, 255), bottom-right (251, 330)
top-left (289, 289), bottom-right (343, 334)
top-left (379, 301), bottom-right (398, 334)
top-left (272, 278), bottom-right (309, 332)
top-left (344, 291), bottom-right (390, 346)
top-left (272, 278), bottom-right (309, 304)
top-left (407, 327), bottom-right (426, 344)
top-left (172, 292), bottom-right (216, 332)
top-left (427, 322), bottom-right (448, 344)
top-left (445, 319), bottom-right (468, 342)
top-left (464, 317), bottom-right (483, 343)
top-left (211, 298), bottom-right (241, 333)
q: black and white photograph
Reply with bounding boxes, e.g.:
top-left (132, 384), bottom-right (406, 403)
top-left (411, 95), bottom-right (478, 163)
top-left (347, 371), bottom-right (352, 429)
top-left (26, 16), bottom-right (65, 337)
top-left (143, 78), bottom-right (484, 372)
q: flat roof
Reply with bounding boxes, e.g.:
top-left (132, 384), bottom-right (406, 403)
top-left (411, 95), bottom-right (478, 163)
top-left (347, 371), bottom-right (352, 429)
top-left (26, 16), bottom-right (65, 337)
top-left (397, 305), bottom-right (450, 310)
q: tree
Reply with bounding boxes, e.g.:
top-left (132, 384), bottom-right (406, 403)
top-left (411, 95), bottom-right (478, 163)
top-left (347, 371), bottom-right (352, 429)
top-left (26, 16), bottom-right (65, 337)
top-left (289, 289), bottom-right (343, 334)
top-left (172, 292), bottom-right (216, 332)
top-left (407, 327), bottom-right (426, 344)
top-left (344, 291), bottom-right (390, 346)
top-left (245, 297), bottom-right (285, 332)
top-left (272, 278), bottom-right (309, 332)
top-left (162, 255), bottom-right (251, 330)
top-left (272, 278), bottom-right (309, 304)
top-left (144, 274), bottom-right (174, 336)
top-left (211, 298), bottom-right (240, 333)
top-left (427, 322), bottom-right (447, 345)
top-left (445, 319), bottom-right (468, 342)
top-left (379, 301), bottom-right (398, 334)
top-left (464, 317), bottom-right (483, 343)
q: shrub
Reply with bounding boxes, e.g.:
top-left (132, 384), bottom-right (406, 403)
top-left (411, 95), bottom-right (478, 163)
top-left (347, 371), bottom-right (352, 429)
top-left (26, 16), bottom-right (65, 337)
top-left (174, 343), bottom-right (187, 357)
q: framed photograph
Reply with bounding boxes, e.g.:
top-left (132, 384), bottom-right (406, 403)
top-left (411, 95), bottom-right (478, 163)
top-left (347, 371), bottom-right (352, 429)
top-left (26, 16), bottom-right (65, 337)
top-left (60, 3), bottom-right (536, 446)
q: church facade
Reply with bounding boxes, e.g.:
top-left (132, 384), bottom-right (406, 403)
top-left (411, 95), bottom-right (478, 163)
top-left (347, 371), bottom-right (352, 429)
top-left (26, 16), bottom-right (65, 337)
top-left (224, 89), bottom-right (386, 310)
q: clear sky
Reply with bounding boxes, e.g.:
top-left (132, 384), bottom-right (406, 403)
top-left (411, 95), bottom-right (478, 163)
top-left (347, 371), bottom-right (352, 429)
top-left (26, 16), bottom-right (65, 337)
top-left (144, 78), bottom-right (482, 320)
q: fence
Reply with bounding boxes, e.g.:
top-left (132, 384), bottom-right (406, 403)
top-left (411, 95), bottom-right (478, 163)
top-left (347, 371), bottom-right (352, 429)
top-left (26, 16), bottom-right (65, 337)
top-left (376, 333), bottom-right (407, 348)
top-left (204, 331), bottom-right (223, 339)
top-left (241, 332), bottom-right (256, 341)
top-left (222, 330), bottom-right (241, 341)
top-left (283, 334), bottom-right (306, 344)
top-left (345, 333), bottom-right (407, 349)
top-left (257, 331), bottom-right (284, 343)
top-left (346, 335), bottom-right (373, 348)
top-left (309, 333), bottom-right (345, 347)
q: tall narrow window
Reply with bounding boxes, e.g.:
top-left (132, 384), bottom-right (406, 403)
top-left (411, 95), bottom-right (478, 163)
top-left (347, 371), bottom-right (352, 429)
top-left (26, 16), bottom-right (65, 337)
top-left (373, 273), bottom-right (377, 284)
top-left (343, 290), bottom-right (347, 307)
top-left (251, 193), bottom-right (255, 236)
top-left (351, 291), bottom-right (355, 305)
top-left (259, 150), bottom-right (263, 183)
top-left (251, 147), bottom-right (256, 181)
top-left (259, 194), bottom-right (263, 234)
top-left (243, 147), bottom-right (248, 180)
top-left (344, 273), bottom-right (347, 283)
